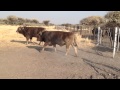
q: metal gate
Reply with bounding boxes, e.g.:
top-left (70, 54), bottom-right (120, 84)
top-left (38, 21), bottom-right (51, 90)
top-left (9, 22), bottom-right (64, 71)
top-left (97, 27), bottom-right (120, 58)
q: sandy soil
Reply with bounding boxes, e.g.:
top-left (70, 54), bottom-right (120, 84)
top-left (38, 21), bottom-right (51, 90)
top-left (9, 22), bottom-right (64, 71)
top-left (0, 25), bottom-right (120, 79)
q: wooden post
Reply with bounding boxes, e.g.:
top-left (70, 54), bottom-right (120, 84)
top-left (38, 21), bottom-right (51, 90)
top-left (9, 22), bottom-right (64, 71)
top-left (113, 27), bottom-right (118, 58)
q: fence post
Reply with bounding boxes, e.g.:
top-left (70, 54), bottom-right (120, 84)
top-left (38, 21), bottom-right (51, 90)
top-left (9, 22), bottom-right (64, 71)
top-left (97, 27), bottom-right (100, 46)
top-left (117, 28), bottom-right (120, 51)
top-left (108, 28), bottom-right (113, 48)
top-left (113, 27), bottom-right (118, 58)
top-left (100, 29), bottom-right (102, 44)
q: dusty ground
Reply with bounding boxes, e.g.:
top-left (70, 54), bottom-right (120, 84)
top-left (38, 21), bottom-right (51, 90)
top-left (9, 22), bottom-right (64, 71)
top-left (0, 25), bottom-right (120, 79)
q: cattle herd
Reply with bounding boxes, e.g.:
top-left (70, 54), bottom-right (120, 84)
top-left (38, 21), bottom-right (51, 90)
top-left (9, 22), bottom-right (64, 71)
top-left (16, 26), bottom-right (79, 57)
top-left (16, 26), bottom-right (120, 57)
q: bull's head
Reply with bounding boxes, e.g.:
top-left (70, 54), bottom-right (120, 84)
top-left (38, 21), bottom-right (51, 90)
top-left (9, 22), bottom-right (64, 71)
top-left (37, 30), bottom-right (45, 41)
top-left (37, 33), bottom-right (42, 41)
top-left (16, 27), bottom-right (25, 33)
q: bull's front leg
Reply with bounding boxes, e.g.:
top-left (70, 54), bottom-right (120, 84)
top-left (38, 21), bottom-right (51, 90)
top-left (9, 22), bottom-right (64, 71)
top-left (39, 42), bottom-right (44, 45)
top-left (30, 37), bottom-right (34, 44)
top-left (40, 42), bottom-right (48, 52)
top-left (26, 36), bottom-right (30, 45)
top-left (30, 39), bottom-right (32, 43)
top-left (38, 41), bottom-right (41, 45)
top-left (26, 38), bottom-right (29, 45)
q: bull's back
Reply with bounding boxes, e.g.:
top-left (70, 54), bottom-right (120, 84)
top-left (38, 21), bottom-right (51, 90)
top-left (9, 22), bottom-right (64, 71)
top-left (24, 27), bottom-right (45, 37)
top-left (43, 31), bottom-right (73, 39)
top-left (42, 31), bottom-right (75, 45)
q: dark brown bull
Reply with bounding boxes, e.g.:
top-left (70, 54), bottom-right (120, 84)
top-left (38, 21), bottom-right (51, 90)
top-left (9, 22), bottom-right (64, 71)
top-left (37, 31), bottom-right (79, 57)
top-left (16, 27), bottom-right (45, 45)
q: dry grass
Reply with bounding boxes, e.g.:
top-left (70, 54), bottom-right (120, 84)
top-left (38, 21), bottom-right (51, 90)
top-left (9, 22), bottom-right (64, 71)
top-left (0, 25), bottom-right (24, 48)
top-left (75, 34), bottom-right (95, 48)
top-left (0, 25), bottom-right (95, 49)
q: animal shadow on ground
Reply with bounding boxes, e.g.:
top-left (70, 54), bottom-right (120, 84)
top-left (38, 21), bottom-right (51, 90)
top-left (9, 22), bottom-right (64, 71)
top-left (92, 45), bottom-right (113, 52)
top-left (82, 58), bottom-right (120, 79)
top-left (11, 40), bottom-right (26, 44)
top-left (27, 46), bottom-right (55, 52)
top-left (11, 40), bottom-right (39, 45)
top-left (57, 49), bottom-right (76, 57)
top-left (92, 45), bottom-right (114, 58)
top-left (27, 46), bottom-right (77, 57)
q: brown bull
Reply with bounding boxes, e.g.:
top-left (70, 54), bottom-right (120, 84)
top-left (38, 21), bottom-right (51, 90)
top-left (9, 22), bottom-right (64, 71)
top-left (37, 31), bottom-right (79, 57)
top-left (16, 26), bottom-right (45, 45)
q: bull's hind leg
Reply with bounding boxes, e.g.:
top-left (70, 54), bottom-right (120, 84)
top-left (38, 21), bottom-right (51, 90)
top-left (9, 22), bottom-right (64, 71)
top-left (65, 45), bottom-right (70, 56)
top-left (71, 44), bottom-right (78, 57)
